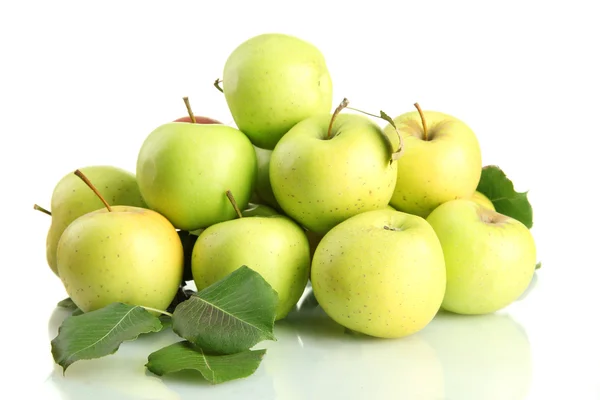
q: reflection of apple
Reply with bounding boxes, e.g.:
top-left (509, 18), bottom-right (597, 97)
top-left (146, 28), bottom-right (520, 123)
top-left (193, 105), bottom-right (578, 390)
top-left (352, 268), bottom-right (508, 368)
top-left (173, 115), bottom-right (222, 124)
top-left (421, 310), bottom-right (532, 400)
top-left (264, 306), bottom-right (444, 400)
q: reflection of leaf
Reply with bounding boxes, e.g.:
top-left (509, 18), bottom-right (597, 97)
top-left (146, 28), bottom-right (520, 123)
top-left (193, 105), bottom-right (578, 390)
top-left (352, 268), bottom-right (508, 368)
top-left (146, 341), bottom-right (266, 384)
top-left (51, 303), bottom-right (162, 372)
top-left (172, 266), bottom-right (278, 355)
top-left (477, 165), bottom-right (533, 228)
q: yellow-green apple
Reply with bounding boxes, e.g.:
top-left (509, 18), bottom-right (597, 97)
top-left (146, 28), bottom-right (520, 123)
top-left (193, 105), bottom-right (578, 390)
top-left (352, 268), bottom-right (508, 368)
top-left (56, 171), bottom-right (184, 313)
top-left (426, 199), bottom-right (536, 314)
top-left (383, 104), bottom-right (482, 217)
top-left (136, 122), bottom-right (257, 231)
top-left (311, 208), bottom-right (446, 338)
top-left (471, 190), bottom-right (495, 210)
top-left (222, 33), bottom-right (333, 149)
top-left (252, 146), bottom-right (280, 209)
top-left (44, 165), bottom-right (146, 276)
top-left (270, 112), bottom-right (398, 235)
top-left (191, 195), bottom-right (310, 320)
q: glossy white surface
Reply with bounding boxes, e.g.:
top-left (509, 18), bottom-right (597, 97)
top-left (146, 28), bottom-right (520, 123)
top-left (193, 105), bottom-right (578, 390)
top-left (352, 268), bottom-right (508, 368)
top-left (2, 0), bottom-right (599, 399)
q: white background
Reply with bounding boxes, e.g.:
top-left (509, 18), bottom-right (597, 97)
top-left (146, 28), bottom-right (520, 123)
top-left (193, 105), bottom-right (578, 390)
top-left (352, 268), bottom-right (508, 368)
top-left (1, 1), bottom-right (599, 399)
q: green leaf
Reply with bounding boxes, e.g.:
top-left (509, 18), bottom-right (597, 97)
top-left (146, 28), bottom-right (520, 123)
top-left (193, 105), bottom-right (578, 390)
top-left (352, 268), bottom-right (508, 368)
top-left (476, 165), bottom-right (533, 228)
top-left (57, 297), bottom-right (77, 309)
top-left (71, 308), bottom-right (84, 316)
top-left (536, 261), bottom-right (542, 270)
top-left (51, 303), bottom-right (163, 372)
top-left (159, 314), bottom-right (173, 331)
top-left (172, 266), bottom-right (278, 355)
top-left (146, 341), bottom-right (266, 384)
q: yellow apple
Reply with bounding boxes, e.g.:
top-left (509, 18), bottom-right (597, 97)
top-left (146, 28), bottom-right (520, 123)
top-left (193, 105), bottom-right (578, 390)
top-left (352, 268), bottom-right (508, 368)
top-left (383, 106), bottom-right (482, 217)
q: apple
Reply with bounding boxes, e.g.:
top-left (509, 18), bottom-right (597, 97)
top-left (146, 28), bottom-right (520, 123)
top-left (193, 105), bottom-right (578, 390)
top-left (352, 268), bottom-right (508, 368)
top-left (56, 171), bottom-right (184, 313)
top-left (252, 145), bottom-right (280, 209)
top-left (471, 190), bottom-right (495, 210)
top-left (173, 115), bottom-right (222, 124)
top-left (311, 208), bottom-right (446, 338)
top-left (222, 33), bottom-right (333, 149)
top-left (383, 104), bottom-right (482, 217)
top-left (270, 112), bottom-right (398, 235)
top-left (136, 122), bottom-right (257, 231)
top-left (44, 165), bottom-right (146, 276)
top-left (426, 199), bottom-right (536, 314)
top-left (191, 195), bottom-right (310, 320)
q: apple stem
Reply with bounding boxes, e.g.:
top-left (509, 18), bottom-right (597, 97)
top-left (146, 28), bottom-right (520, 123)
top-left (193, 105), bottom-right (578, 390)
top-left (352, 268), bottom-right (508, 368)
top-left (346, 106), bottom-right (405, 163)
top-left (327, 98), bottom-right (350, 139)
top-left (183, 97), bottom-right (196, 123)
top-left (225, 190), bottom-right (243, 218)
top-left (214, 78), bottom-right (224, 93)
top-left (33, 204), bottom-right (52, 216)
top-left (73, 169), bottom-right (112, 212)
top-left (414, 102), bottom-right (428, 141)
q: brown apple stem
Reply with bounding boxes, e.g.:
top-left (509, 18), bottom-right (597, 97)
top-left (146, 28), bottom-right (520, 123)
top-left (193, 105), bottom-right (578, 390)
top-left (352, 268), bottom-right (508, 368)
top-left (346, 106), bottom-right (404, 162)
top-left (183, 97), bottom-right (196, 123)
top-left (327, 98), bottom-right (350, 139)
top-left (74, 169), bottom-right (112, 212)
top-left (414, 102), bottom-right (428, 141)
top-left (225, 190), bottom-right (243, 218)
top-left (33, 204), bottom-right (52, 216)
top-left (214, 78), bottom-right (224, 93)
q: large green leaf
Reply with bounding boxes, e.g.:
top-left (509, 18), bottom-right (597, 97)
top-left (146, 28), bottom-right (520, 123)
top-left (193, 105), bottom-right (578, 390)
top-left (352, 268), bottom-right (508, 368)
top-left (146, 341), bottom-right (266, 384)
top-left (476, 165), bottom-right (533, 228)
top-left (172, 266), bottom-right (278, 355)
top-left (51, 303), bottom-right (163, 372)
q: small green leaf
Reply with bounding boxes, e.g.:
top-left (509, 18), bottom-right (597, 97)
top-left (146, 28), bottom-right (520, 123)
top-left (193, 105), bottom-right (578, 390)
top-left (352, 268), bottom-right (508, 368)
top-left (172, 266), bottom-right (278, 355)
top-left (476, 165), bottom-right (533, 228)
top-left (379, 110), bottom-right (404, 162)
top-left (159, 314), bottom-right (173, 331)
top-left (57, 297), bottom-right (77, 309)
top-left (71, 308), bottom-right (84, 316)
top-left (146, 341), bottom-right (266, 384)
top-left (536, 261), bottom-right (542, 270)
top-left (51, 303), bottom-right (163, 372)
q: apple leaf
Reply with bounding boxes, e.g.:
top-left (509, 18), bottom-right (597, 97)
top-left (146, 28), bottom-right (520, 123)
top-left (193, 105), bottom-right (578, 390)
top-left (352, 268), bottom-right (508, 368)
top-left (51, 303), bottom-right (163, 372)
top-left (146, 341), bottom-right (266, 384)
top-left (172, 266), bottom-right (278, 355)
top-left (57, 297), bottom-right (77, 309)
top-left (476, 165), bottom-right (533, 228)
top-left (379, 110), bottom-right (404, 162)
top-left (536, 262), bottom-right (542, 270)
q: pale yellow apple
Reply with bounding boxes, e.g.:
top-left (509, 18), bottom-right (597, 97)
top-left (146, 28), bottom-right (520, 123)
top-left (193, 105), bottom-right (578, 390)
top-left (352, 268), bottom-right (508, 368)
top-left (426, 199), bottom-right (536, 314)
top-left (311, 209), bottom-right (446, 338)
top-left (471, 190), bottom-right (495, 210)
top-left (383, 109), bottom-right (482, 217)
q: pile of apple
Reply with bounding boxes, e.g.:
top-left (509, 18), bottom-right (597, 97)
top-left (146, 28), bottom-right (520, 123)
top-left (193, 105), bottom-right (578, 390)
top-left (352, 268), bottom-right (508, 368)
top-left (38, 32), bottom-right (536, 340)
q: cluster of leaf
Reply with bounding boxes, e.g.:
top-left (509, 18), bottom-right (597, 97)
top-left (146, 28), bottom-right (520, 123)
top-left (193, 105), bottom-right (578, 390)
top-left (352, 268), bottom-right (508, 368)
top-left (51, 266), bottom-right (279, 384)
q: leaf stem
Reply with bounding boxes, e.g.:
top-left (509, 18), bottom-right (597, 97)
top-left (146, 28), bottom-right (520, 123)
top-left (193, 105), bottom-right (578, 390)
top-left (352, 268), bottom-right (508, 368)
top-left (225, 190), bottom-right (243, 218)
top-left (214, 78), bottom-right (224, 93)
top-left (183, 97), bottom-right (196, 123)
top-left (413, 102), bottom-right (428, 141)
top-left (346, 106), bottom-right (405, 162)
top-left (142, 306), bottom-right (173, 317)
top-left (74, 170), bottom-right (112, 212)
top-left (327, 98), bottom-right (350, 139)
top-left (33, 204), bottom-right (52, 216)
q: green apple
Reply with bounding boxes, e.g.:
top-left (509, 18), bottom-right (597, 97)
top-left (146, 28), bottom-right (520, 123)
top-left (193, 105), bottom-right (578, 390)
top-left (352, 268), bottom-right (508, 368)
top-left (383, 106), bottom-right (482, 217)
top-left (426, 199), bottom-right (536, 314)
top-left (57, 204), bottom-right (184, 313)
top-left (44, 165), bottom-right (146, 276)
top-left (471, 190), bottom-right (495, 210)
top-left (252, 146), bottom-right (280, 209)
top-left (191, 200), bottom-right (310, 320)
top-left (270, 112), bottom-right (398, 235)
top-left (222, 33), bottom-right (333, 149)
top-left (311, 208), bottom-right (446, 338)
top-left (136, 122), bottom-right (257, 231)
